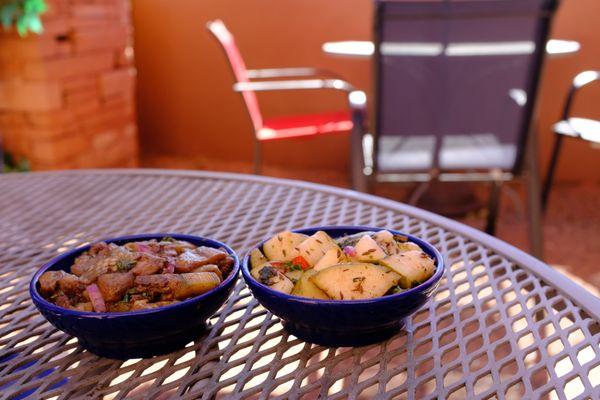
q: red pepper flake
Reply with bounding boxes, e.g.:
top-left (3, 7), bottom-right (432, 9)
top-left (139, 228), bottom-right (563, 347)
top-left (291, 256), bottom-right (310, 270)
top-left (270, 261), bottom-right (285, 271)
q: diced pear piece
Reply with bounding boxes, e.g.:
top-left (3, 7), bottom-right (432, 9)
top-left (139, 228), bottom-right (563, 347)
top-left (284, 268), bottom-right (303, 283)
top-left (314, 247), bottom-right (345, 271)
top-left (291, 269), bottom-right (329, 299)
top-left (371, 230), bottom-right (421, 255)
top-left (380, 250), bottom-right (435, 288)
top-left (296, 231), bottom-right (338, 267)
top-left (354, 235), bottom-right (387, 262)
top-left (310, 263), bottom-right (401, 300)
top-left (263, 231), bottom-right (307, 262)
top-left (371, 230), bottom-right (398, 255)
top-left (269, 274), bottom-right (294, 294)
top-left (250, 248), bottom-right (268, 269)
top-left (396, 242), bottom-right (421, 253)
top-left (372, 230), bottom-right (394, 242)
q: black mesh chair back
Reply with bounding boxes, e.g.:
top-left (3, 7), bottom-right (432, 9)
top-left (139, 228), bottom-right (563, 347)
top-left (373, 0), bottom-right (559, 177)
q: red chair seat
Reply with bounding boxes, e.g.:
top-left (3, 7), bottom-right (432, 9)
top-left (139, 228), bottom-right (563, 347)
top-left (257, 110), bottom-right (353, 141)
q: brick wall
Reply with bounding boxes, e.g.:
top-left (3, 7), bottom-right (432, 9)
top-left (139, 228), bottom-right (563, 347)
top-left (0, 0), bottom-right (138, 170)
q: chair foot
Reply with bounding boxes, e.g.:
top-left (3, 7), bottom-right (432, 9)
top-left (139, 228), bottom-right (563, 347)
top-left (525, 128), bottom-right (544, 259)
top-left (253, 140), bottom-right (262, 175)
top-left (485, 181), bottom-right (502, 235)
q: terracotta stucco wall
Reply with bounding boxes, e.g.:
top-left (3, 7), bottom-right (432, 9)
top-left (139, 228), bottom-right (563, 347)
top-left (132, 0), bottom-right (600, 183)
top-left (0, 0), bottom-right (138, 170)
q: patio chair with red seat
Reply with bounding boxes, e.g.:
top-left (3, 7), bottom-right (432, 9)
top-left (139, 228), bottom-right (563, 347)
top-left (206, 20), bottom-right (368, 176)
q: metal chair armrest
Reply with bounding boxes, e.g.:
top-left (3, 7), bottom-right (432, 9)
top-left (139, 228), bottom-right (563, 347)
top-left (233, 79), bottom-right (356, 93)
top-left (562, 70), bottom-right (600, 119)
top-left (234, 79), bottom-right (369, 188)
top-left (233, 79), bottom-right (367, 120)
top-left (246, 68), bottom-right (342, 79)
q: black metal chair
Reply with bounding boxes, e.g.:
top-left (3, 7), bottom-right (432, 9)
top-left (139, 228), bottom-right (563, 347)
top-left (351, 0), bottom-right (561, 257)
top-left (542, 70), bottom-right (600, 209)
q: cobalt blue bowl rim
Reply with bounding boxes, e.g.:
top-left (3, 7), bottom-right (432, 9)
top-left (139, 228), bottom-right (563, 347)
top-left (29, 233), bottom-right (240, 318)
top-left (241, 225), bottom-right (444, 305)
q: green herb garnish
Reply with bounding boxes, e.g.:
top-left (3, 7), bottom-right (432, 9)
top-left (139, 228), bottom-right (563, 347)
top-left (390, 285), bottom-right (404, 294)
top-left (116, 259), bottom-right (136, 272)
top-left (161, 236), bottom-right (176, 242)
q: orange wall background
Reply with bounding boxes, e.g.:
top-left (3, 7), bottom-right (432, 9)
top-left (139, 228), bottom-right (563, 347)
top-left (132, 0), bottom-right (600, 183)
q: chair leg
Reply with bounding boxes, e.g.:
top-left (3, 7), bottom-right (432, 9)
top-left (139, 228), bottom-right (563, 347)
top-left (407, 181), bottom-right (430, 206)
top-left (351, 154), bottom-right (368, 192)
top-left (407, 169), bottom-right (438, 206)
top-left (485, 180), bottom-right (502, 235)
top-left (525, 127), bottom-right (544, 259)
top-left (541, 134), bottom-right (564, 211)
top-left (253, 139), bottom-right (262, 175)
top-left (350, 125), bottom-right (368, 192)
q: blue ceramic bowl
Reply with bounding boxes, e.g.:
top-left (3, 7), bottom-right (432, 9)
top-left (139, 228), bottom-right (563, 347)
top-left (30, 233), bottom-right (239, 359)
top-left (242, 226), bottom-right (444, 347)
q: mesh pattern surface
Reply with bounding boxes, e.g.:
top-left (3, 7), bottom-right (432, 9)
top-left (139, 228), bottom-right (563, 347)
top-left (0, 171), bottom-right (598, 400)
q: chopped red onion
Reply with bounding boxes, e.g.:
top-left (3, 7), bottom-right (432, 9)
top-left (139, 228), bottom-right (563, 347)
top-left (137, 244), bottom-right (151, 253)
top-left (343, 246), bottom-right (357, 257)
top-left (86, 284), bottom-right (106, 312)
top-left (166, 262), bottom-right (175, 273)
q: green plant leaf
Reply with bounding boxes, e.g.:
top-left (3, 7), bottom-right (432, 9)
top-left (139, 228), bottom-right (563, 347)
top-left (0, 0), bottom-right (46, 36)
top-left (28, 14), bottom-right (41, 33)
top-left (0, 3), bottom-right (17, 28)
top-left (16, 14), bottom-right (27, 36)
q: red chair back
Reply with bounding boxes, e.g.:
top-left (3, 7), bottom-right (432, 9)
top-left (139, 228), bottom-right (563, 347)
top-left (207, 20), bottom-right (263, 132)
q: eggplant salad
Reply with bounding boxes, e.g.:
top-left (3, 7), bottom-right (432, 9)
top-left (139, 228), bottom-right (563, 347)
top-left (250, 230), bottom-right (435, 300)
top-left (39, 238), bottom-right (234, 312)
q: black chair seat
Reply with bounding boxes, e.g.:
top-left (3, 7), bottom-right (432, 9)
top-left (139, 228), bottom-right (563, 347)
top-left (378, 133), bottom-right (517, 172)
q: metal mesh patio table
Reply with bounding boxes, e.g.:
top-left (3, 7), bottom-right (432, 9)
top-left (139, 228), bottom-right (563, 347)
top-left (0, 170), bottom-right (598, 400)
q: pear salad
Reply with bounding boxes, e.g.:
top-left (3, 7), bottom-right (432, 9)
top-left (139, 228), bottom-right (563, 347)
top-left (249, 230), bottom-right (436, 300)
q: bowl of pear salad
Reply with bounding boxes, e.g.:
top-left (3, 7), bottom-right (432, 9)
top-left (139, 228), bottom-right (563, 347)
top-left (241, 226), bottom-right (444, 347)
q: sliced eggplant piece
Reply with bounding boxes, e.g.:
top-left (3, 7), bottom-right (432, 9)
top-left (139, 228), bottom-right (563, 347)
top-left (250, 248), bottom-right (268, 269)
top-left (310, 263), bottom-right (401, 300)
top-left (291, 269), bottom-right (329, 299)
top-left (251, 263), bottom-right (294, 294)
